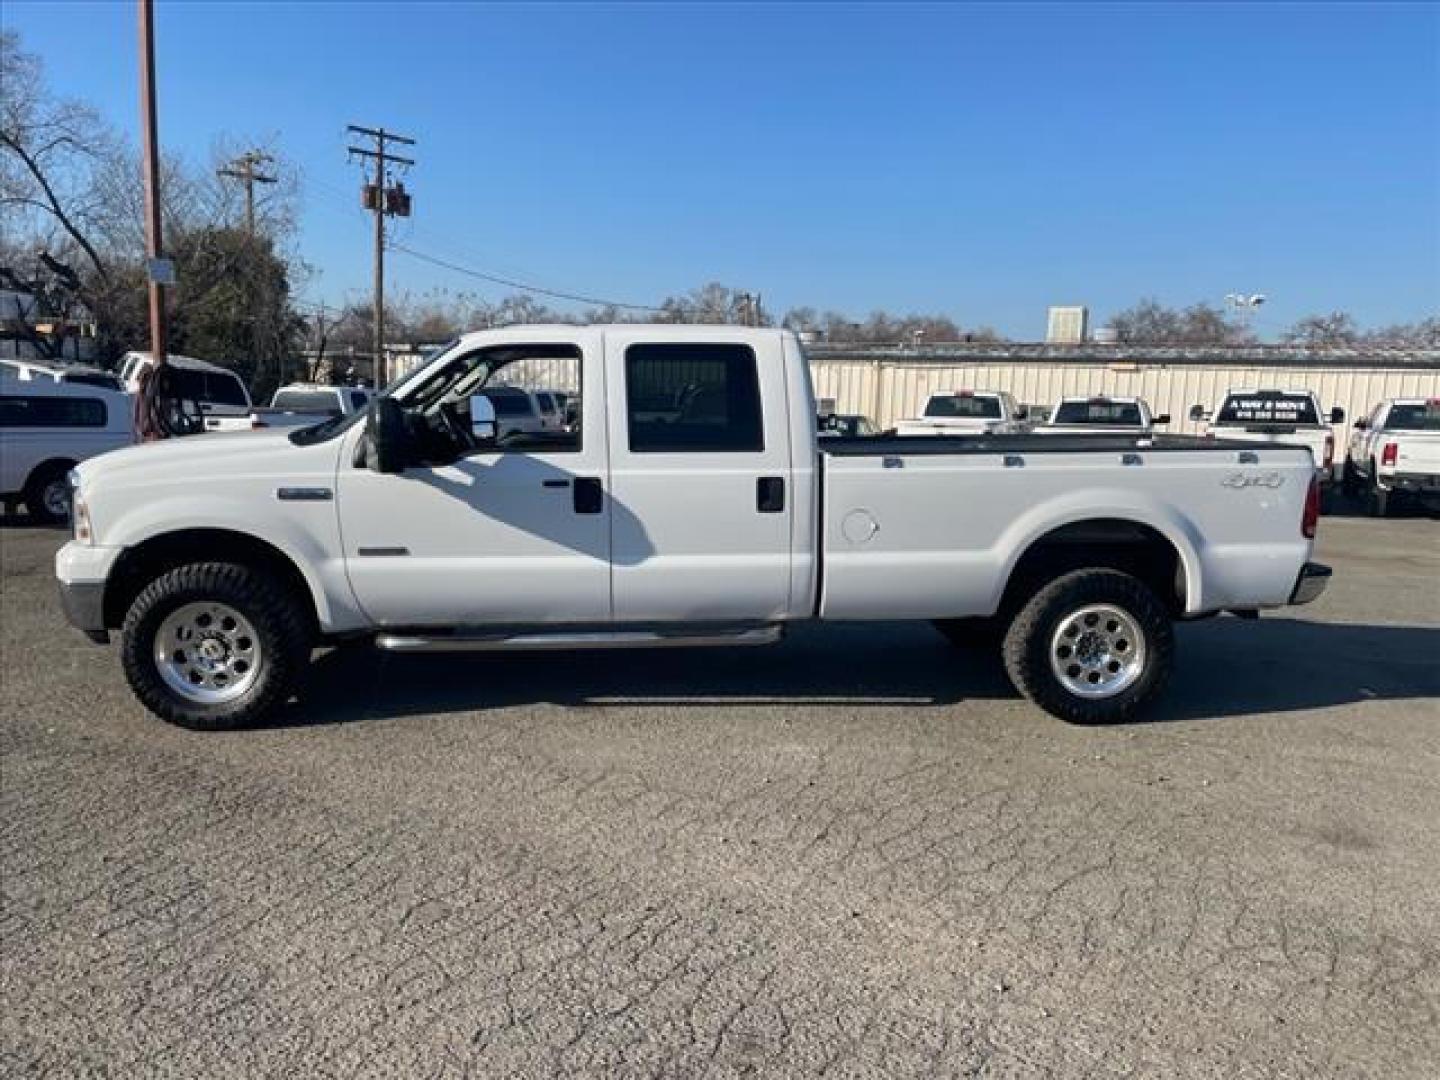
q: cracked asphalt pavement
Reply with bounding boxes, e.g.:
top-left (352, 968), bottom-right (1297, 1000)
top-left (3, 513), bottom-right (1438, 1077)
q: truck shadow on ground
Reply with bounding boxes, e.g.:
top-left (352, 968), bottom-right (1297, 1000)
top-left (277, 617), bottom-right (1440, 729)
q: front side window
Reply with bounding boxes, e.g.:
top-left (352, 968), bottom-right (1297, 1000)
top-left (626, 343), bottom-right (763, 453)
top-left (204, 372), bottom-right (251, 408)
top-left (0, 394), bottom-right (107, 428)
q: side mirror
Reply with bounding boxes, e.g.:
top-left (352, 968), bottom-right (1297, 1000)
top-left (1187, 404), bottom-right (1206, 422)
top-left (1330, 406), bottom-right (1346, 424)
top-left (1353, 418), bottom-right (1368, 431)
top-left (1154, 413), bottom-right (1172, 426)
top-left (470, 393), bottom-right (497, 442)
top-left (1015, 405), bottom-right (1030, 420)
top-left (367, 397), bottom-right (409, 474)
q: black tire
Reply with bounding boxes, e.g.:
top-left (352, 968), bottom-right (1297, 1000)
top-left (23, 461), bottom-right (73, 525)
top-left (1002, 568), bottom-right (1174, 724)
top-left (1341, 458), bottom-right (1360, 497)
top-left (120, 562), bottom-right (312, 730)
top-left (932, 616), bottom-right (1003, 649)
top-left (1366, 467), bottom-right (1390, 518)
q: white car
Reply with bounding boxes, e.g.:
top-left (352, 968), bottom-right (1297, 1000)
top-left (893, 390), bottom-right (1028, 436)
top-left (1191, 389), bottom-right (1343, 485)
top-left (251, 384), bottom-right (375, 431)
top-left (0, 358), bottom-right (124, 392)
top-left (2, 379), bottom-right (135, 523)
top-left (1343, 398), bottom-right (1440, 516)
top-left (117, 351), bottom-right (253, 433)
top-left (1037, 396), bottom-right (1168, 435)
top-left (58, 325), bottom-right (1327, 731)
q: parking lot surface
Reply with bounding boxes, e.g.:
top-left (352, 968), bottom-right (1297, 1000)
top-left (3, 513), bottom-right (1438, 1078)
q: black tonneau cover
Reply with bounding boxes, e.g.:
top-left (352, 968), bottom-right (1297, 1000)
top-left (819, 433), bottom-right (1287, 456)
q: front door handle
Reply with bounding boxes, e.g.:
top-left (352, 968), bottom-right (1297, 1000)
top-left (573, 477), bottom-right (603, 514)
top-left (756, 476), bottom-right (785, 513)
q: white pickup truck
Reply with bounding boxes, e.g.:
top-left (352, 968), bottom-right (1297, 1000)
top-left (1192, 389), bottom-right (1344, 486)
top-left (1343, 397), bottom-right (1440, 515)
top-left (250, 384), bottom-right (375, 431)
top-left (893, 390), bottom-right (1028, 436)
top-left (57, 326), bottom-right (1329, 731)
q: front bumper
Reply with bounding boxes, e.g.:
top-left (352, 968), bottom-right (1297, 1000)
top-left (58, 579), bottom-right (109, 644)
top-left (1289, 561), bottom-right (1332, 606)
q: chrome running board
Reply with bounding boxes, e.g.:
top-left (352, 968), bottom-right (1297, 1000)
top-left (375, 624), bottom-right (783, 653)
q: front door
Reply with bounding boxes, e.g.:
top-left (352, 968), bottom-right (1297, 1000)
top-left (336, 337), bottom-right (610, 627)
top-left (605, 332), bottom-right (794, 623)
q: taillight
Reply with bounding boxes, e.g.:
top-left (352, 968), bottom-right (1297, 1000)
top-left (1323, 434), bottom-right (1334, 468)
top-left (1302, 475), bottom-right (1320, 539)
top-left (1381, 442), bottom-right (1398, 467)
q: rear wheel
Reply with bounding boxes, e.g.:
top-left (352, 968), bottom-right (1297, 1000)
top-left (1002, 568), bottom-right (1173, 724)
top-left (23, 461), bottom-right (73, 524)
top-left (1341, 458), bottom-right (1360, 497)
top-left (121, 562), bottom-right (312, 730)
top-left (1366, 466), bottom-right (1390, 518)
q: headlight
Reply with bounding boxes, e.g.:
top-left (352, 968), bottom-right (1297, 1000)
top-left (69, 471), bottom-right (93, 544)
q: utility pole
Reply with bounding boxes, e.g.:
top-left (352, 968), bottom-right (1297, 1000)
top-left (347, 125), bottom-right (414, 387)
top-left (138, 0), bottom-right (166, 370)
top-left (217, 150), bottom-right (276, 236)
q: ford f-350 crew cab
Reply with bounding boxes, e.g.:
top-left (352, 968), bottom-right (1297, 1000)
top-left (57, 326), bottom-right (1330, 731)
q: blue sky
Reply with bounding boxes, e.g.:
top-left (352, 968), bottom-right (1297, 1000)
top-left (4, 1), bottom-right (1437, 339)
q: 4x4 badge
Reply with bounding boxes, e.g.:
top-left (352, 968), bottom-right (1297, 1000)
top-left (1221, 472), bottom-right (1285, 489)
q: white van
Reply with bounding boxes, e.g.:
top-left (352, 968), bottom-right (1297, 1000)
top-left (117, 351), bottom-right (253, 432)
top-left (1, 380), bottom-right (135, 523)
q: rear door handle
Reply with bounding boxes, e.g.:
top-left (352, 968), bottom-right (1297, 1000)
top-left (756, 476), bottom-right (785, 513)
top-left (573, 477), bottom-right (603, 514)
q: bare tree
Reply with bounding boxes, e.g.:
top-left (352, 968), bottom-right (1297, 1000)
top-left (1282, 311), bottom-right (1359, 346)
top-left (1108, 298), bottom-right (1250, 345)
top-left (1364, 316), bottom-right (1440, 347)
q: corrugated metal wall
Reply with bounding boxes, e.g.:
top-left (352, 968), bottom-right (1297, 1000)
top-left (810, 360), bottom-right (1440, 443)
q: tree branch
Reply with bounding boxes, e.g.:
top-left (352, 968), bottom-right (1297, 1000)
top-left (0, 128), bottom-right (108, 280)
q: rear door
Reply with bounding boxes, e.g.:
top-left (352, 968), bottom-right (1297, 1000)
top-left (605, 332), bottom-right (794, 623)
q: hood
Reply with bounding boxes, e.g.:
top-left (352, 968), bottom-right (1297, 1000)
top-left (76, 430), bottom-right (313, 488)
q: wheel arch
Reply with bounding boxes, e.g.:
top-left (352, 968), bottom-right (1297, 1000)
top-left (103, 527), bottom-right (321, 634)
top-left (997, 516), bottom-right (1194, 618)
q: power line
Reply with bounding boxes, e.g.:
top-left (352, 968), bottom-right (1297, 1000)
top-left (387, 242), bottom-right (669, 314)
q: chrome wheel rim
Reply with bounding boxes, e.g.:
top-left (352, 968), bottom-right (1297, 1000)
top-left (154, 602), bottom-right (262, 704)
top-left (1050, 604), bottom-right (1146, 699)
top-left (42, 478), bottom-right (71, 519)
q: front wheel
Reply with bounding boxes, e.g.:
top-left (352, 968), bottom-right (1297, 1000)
top-left (23, 462), bottom-right (73, 524)
top-left (1002, 569), bottom-right (1174, 724)
top-left (121, 562), bottom-right (312, 730)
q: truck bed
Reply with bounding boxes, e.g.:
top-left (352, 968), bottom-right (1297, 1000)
top-left (814, 432), bottom-right (1315, 622)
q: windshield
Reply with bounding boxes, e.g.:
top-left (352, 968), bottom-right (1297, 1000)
top-left (1387, 403), bottom-right (1440, 431)
top-left (1052, 400), bottom-right (1144, 425)
top-left (1216, 392), bottom-right (1320, 426)
top-left (924, 394), bottom-right (1001, 419)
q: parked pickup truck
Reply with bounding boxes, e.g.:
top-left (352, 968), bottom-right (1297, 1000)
top-left (250, 384), bottom-right (375, 431)
top-left (57, 326), bottom-right (1329, 731)
top-left (1191, 389), bottom-right (1344, 486)
top-left (893, 390), bottom-right (1028, 436)
top-left (1343, 397), bottom-right (1440, 516)
top-left (1037, 396), bottom-right (1168, 436)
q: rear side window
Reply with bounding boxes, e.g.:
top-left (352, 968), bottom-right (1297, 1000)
top-left (924, 394), bottom-right (1001, 419)
top-left (1217, 392), bottom-right (1319, 425)
top-left (1054, 400), bottom-right (1143, 425)
top-left (0, 394), bottom-right (107, 428)
top-left (626, 343), bottom-right (763, 453)
top-left (204, 371), bottom-right (250, 408)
